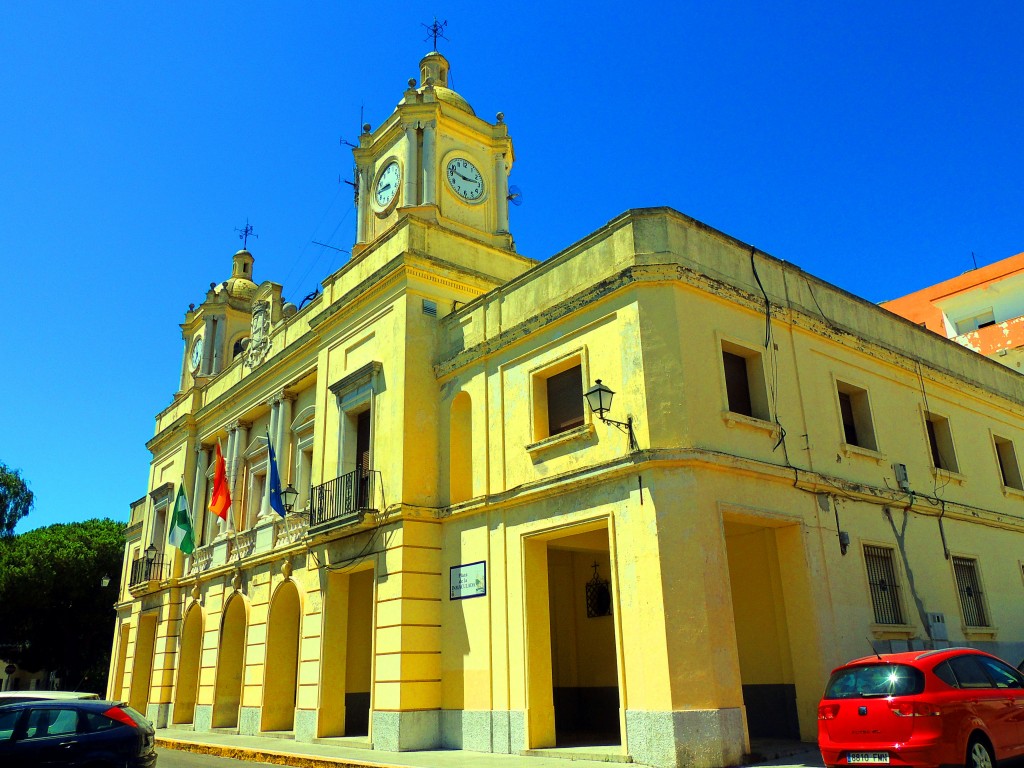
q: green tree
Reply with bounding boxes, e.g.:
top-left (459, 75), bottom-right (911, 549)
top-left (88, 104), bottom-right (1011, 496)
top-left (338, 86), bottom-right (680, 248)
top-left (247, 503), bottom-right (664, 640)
top-left (0, 519), bottom-right (125, 693)
top-left (0, 464), bottom-right (33, 537)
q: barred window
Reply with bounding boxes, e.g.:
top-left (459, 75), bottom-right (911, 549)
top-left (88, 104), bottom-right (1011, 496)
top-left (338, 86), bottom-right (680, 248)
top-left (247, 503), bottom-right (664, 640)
top-left (952, 556), bottom-right (989, 627)
top-left (864, 545), bottom-right (904, 625)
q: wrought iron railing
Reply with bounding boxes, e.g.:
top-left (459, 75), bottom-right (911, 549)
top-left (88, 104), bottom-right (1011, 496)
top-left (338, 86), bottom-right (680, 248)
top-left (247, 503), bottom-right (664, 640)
top-left (309, 469), bottom-right (380, 530)
top-left (129, 555), bottom-right (170, 587)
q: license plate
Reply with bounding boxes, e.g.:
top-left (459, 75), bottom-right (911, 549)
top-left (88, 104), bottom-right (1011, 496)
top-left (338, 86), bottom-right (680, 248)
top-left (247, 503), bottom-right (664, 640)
top-left (848, 753), bottom-right (889, 764)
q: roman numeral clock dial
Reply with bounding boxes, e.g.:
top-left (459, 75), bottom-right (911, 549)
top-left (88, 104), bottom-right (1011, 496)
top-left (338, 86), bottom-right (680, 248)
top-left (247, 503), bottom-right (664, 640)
top-left (446, 157), bottom-right (484, 202)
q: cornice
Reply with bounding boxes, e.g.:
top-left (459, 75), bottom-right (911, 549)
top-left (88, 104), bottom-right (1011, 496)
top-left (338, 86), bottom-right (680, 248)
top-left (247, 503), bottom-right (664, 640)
top-left (146, 414), bottom-right (195, 456)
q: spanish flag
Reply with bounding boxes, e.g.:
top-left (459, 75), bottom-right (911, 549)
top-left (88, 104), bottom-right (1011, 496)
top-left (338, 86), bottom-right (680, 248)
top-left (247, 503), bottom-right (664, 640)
top-left (209, 442), bottom-right (231, 520)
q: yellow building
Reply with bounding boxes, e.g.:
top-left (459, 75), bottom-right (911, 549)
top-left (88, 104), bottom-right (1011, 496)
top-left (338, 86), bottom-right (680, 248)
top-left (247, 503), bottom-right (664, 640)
top-left (109, 50), bottom-right (1024, 768)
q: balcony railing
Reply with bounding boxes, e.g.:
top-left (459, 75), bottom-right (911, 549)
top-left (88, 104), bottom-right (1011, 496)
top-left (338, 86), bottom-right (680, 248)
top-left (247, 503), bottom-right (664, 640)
top-left (309, 469), bottom-right (380, 531)
top-left (129, 555), bottom-right (170, 587)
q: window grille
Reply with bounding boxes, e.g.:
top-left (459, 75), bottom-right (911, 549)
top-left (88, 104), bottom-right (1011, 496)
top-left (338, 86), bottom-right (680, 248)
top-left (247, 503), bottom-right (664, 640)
top-left (952, 556), bottom-right (989, 627)
top-left (864, 545), bottom-right (904, 624)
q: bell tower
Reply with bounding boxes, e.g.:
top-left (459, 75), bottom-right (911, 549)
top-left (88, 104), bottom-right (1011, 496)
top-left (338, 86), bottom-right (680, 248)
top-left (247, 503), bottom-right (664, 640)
top-left (352, 50), bottom-right (515, 254)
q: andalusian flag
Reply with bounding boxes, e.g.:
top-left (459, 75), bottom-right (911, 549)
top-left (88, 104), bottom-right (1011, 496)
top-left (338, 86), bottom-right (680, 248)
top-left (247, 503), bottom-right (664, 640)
top-left (209, 441), bottom-right (231, 520)
top-left (168, 484), bottom-right (196, 555)
top-left (267, 431), bottom-right (286, 518)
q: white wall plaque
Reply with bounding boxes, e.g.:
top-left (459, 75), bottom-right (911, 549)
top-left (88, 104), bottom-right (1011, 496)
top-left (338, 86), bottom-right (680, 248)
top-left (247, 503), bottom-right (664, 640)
top-left (449, 561), bottom-right (486, 600)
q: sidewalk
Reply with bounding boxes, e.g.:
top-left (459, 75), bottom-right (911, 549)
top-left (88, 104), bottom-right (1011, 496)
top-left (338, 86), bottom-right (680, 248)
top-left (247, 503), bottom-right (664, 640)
top-left (156, 728), bottom-right (826, 768)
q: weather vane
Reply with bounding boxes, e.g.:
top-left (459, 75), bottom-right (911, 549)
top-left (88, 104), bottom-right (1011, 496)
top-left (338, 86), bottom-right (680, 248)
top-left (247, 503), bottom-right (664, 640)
top-left (422, 17), bottom-right (448, 50)
top-left (235, 219), bottom-right (258, 249)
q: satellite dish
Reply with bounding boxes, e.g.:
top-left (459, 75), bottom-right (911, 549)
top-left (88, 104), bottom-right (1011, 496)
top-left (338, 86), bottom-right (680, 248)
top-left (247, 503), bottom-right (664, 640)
top-left (507, 185), bottom-right (523, 206)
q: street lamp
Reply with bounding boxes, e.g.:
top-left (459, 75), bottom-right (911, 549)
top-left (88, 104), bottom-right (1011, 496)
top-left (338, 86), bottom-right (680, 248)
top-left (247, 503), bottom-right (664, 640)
top-left (99, 575), bottom-right (111, 588)
top-left (144, 544), bottom-right (157, 580)
top-left (282, 484), bottom-right (299, 514)
top-left (584, 379), bottom-right (639, 452)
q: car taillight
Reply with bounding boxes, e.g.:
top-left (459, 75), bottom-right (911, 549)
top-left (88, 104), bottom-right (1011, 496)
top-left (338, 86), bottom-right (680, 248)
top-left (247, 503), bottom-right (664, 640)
top-left (103, 706), bottom-right (139, 728)
top-left (889, 701), bottom-right (941, 717)
top-left (818, 703), bottom-right (841, 720)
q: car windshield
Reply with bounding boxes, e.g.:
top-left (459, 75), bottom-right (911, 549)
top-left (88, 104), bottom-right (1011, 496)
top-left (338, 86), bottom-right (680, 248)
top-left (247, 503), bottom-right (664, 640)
top-left (824, 664), bottom-right (925, 698)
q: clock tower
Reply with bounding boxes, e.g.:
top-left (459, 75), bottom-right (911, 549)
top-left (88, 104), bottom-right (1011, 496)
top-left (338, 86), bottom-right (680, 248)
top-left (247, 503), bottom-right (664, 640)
top-left (352, 50), bottom-right (515, 254)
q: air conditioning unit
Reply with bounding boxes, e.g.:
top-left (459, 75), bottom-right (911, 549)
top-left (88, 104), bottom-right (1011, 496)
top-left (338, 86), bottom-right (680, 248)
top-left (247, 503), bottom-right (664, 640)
top-left (894, 463), bottom-right (911, 493)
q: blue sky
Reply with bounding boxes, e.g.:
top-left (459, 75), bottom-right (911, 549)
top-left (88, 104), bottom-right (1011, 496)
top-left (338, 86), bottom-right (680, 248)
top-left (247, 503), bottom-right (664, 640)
top-left (3, 2), bottom-right (1022, 533)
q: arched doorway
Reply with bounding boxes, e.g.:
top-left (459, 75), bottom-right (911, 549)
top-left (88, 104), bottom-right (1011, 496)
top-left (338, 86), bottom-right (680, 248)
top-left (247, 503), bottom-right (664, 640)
top-left (262, 580), bottom-right (301, 732)
top-left (212, 594), bottom-right (247, 728)
top-left (173, 604), bottom-right (203, 724)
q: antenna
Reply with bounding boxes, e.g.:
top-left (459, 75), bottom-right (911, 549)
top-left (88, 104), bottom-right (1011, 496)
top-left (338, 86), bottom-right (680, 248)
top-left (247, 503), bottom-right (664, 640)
top-left (235, 219), bottom-right (258, 249)
top-left (972, 251), bottom-right (978, 270)
top-left (422, 17), bottom-right (448, 50)
top-left (865, 637), bottom-right (883, 661)
top-left (312, 241), bottom-right (350, 254)
top-left (507, 185), bottom-right (523, 207)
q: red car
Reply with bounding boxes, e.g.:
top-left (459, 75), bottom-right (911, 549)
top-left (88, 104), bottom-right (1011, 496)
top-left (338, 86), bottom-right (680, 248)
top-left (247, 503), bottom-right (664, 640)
top-left (818, 648), bottom-right (1024, 768)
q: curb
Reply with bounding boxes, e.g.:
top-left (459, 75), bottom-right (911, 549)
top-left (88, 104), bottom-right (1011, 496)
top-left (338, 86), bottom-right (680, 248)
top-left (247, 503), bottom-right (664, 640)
top-left (156, 737), bottom-right (402, 768)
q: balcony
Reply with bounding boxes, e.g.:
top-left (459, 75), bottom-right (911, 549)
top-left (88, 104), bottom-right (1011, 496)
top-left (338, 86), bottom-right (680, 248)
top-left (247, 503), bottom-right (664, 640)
top-left (128, 554), bottom-right (170, 591)
top-left (309, 469), bottom-right (381, 534)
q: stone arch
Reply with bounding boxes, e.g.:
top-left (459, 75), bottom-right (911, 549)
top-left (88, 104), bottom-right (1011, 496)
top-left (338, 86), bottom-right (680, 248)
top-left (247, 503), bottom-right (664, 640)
top-left (261, 578), bottom-right (302, 732)
top-left (449, 391), bottom-right (473, 504)
top-left (212, 592), bottom-right (248, 728)
top-left (172, 602), bottom-right (204, 724)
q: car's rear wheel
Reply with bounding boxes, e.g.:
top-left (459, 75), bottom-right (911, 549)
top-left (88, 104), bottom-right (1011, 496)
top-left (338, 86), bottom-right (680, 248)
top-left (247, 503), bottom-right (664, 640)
top-left (967, 738), bottom-right (994, 768)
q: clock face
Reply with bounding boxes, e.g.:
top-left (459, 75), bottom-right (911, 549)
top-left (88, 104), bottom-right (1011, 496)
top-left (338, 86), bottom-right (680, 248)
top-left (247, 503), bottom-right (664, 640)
top-left (190, 336), bottom-right (204, 371)
top-left (446, 157), bottom-right (484, 202)
top-left (374, 161), bottom-right (401, 209)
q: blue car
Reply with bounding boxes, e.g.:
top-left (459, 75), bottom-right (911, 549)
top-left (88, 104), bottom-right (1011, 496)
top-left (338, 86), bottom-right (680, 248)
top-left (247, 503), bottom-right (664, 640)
top-left (0, 698), bottom-right (156, 767)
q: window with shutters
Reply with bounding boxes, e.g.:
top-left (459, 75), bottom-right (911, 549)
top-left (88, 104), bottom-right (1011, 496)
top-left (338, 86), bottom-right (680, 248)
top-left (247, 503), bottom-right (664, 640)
top-left (864, 544), bottom-right (905, 625)
top-left (530, 352), bottom-right (588, 444)
top-left (952, 556), bottom-right (989, 628)
top-left (836, 381), bottom-right (878, 451)
top-left (720, 340), bottom-right (769, 421)
top-left (546, 366), bottom-right (584, 436)
top-left (924, 411), bottom-right (959, 472)
top-left (993, 435), bottom-right (1023, 491)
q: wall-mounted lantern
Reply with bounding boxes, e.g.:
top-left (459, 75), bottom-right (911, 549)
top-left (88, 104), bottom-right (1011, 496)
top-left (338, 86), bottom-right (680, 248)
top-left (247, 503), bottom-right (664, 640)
top-left (584, 379), bottom-right (639, 452)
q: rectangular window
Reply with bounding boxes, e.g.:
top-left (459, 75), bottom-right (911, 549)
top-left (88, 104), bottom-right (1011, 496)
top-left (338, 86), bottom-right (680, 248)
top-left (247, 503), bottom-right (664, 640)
top-left (546, 365), bottom-right (584, 436)
top-left (721, 342), bottom-right (769, 420)
top-left (864, 545), bottom-right (904, 625)
top-left (955, 309), bottom-right (995, 334)
top-left (925, 412), bottom-right (958, 472)
top-left (994, 436), bottom-right (1023, 490)
top-left (952, 556), bottom-right (989, 627)
top-left (837, 382), bottom-right (877, 450)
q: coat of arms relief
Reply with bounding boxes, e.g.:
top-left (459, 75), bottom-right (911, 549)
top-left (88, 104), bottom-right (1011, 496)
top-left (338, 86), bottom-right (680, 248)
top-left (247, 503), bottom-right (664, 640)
top-left (245, 300), bottom-right (271, 368)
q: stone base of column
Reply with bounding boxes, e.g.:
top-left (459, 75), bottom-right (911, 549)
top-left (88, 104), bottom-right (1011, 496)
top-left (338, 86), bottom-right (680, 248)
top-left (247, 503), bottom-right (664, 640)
top-left (625, 708), bottom-right (747, 768)
top-left (439, 709), bottom-right (526, 754)
top-left (145, 702), bottom-right (170, 728)
top-left (238, 706), bottom-right (261, 736)
top-left (193, 704), bottom-right (213, 732)
top-left (371, 710), bottom-right (440, 751)
top-left (294, 709), bottom-right (317, 742)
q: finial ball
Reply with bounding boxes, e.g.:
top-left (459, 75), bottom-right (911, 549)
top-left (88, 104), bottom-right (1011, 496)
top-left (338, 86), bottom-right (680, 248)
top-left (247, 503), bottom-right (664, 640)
top-left (496, 112), bottom-right (504, 123)
top-left (362, 123), bottom-right (371, 134)
top-left (425, 76), bottom-right (434, 86)
top-left (408, 78), bottom-right (417, 88)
